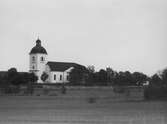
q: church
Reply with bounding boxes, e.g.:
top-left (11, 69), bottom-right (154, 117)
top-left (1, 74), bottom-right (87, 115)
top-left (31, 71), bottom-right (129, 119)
top-left (29, 39), bottom-right (85, 83)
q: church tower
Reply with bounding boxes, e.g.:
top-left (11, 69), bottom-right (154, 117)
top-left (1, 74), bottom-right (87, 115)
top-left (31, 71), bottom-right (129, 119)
top-left (29, 39), bottom-right (48, 83)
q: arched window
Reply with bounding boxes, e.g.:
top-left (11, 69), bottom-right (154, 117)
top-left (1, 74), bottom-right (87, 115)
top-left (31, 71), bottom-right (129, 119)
top-left (54, 74), bottom-right (56, 80)
top-left (41, 57), bottom-right (44, 61)
top-left (32, 56), bottom-right (35, 61)
top-left (32, 65), bottom-right (35, 69)
top-left (67, 75), bottom-right (69, 81)
top-left (60, 75), bottom-right (62, 81)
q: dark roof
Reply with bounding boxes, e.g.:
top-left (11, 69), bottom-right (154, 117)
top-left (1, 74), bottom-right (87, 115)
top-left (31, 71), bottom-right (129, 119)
top-left (47, 61), bottom-right (85, 72)
top-left (29, 39), bottom-right (47, 54)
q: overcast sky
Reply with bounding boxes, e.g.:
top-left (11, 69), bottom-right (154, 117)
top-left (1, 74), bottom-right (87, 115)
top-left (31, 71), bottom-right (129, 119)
top-left (0, 0), bottom-right (167, 75)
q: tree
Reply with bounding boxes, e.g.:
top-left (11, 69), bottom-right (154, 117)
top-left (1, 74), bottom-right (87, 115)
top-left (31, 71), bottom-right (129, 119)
top-left (144, 73), bottom-right (166, 99)
top-left (161, 69), bottom-right (167, 86)
top-left (41, 72), bottom-right (48, 82)
top-left (96, 69), bottom-right (108, 85)
top-left (7, 68), bottom-right (20, 85)
top-left (7, 68), bottom-right (17, 78)
top-left (87, 65), bottom-right (95, 73)
top-left (5, 68), bottom-right (22, 93)
top-left (114, 71), bottom-right (135, 86)
top-left (69, 66), bottom-right (87, 85)
top-left (28, 73), bottom-right (38, 83)
top-left (85, 65), bottom-right (96, 86)
top-left (0, 72), bottom-right (9, 92)
top-left (132, 72), bottom-right (148, 86)
top-left (150, 74), bottom-right (162, 87)
top-left (27, 73), bottom-right (38, 95)
top-left (7, 68), bottom-right (38, 86)
top-left (106, 67), bottom-right (117, 85)
top-left (0, 68), bottom-right (38, 94)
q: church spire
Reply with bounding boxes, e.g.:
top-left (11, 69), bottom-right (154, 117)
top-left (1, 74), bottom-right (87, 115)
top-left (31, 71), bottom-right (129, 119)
top-left (36, 38), bottom-right (41, 46)
top-left (30, 38), bottom-right (47, 54)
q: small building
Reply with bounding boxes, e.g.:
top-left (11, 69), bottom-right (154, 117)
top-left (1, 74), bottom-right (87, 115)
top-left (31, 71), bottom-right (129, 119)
top-left (29, 39), bottom-right (85, 83)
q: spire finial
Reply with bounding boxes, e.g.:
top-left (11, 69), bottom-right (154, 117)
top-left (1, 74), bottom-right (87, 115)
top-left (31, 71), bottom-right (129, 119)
top-left (36, 38), bottom-right (41, 46)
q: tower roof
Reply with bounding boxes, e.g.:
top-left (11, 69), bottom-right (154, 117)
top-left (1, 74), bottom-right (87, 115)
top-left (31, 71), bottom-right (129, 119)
top-left (29, 39), bottom-right (47, 54)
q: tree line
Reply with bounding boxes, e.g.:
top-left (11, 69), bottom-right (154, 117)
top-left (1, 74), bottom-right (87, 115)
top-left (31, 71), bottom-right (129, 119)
top-left (1, 66), bottom-right (167, 88)
top-left (69, 65), bottom-right (167, 99)
top-left (69, 65), bottom-right (149, 86)
top-left (0, 66), bottom-right (167, 98)
top-left (0, 68), bottom-right (38, 94)
top-left (144, 69), bottom-right (167, 99)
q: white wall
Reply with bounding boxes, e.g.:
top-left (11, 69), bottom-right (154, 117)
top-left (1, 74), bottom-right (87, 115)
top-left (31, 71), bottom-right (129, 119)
top-left (30, 57), bottom-right (74, 84)
top-left (50, 72), bottom-right (63, 83)
top-left (49, 67), bottom-right (74, 83)
top-left (45, 65), bottom-right (51, 83)
top-left (50, 71), bottom-right (69, 83)
top-left (29, 53), bottom-right (48, 83)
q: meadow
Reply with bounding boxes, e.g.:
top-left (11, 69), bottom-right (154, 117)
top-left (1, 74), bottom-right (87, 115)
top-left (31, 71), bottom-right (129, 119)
top-left (0, 96), bottom-right (166, 124)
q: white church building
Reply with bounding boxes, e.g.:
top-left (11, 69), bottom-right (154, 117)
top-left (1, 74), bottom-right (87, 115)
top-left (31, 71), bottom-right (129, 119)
top-left (29, 39), bottom-right (85, 83)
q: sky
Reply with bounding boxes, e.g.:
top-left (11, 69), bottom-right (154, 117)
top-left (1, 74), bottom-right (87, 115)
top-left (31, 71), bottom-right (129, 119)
top-left (0, 0), bottom-right (167, 76)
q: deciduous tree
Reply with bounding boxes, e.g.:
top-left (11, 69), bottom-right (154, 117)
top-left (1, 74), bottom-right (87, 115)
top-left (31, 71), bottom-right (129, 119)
top-left (41, 72), bottom-right (49, 82)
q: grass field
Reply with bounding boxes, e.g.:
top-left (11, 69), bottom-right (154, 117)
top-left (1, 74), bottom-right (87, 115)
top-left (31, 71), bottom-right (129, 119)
top-left (0, 96), bottom-right (166, 124)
